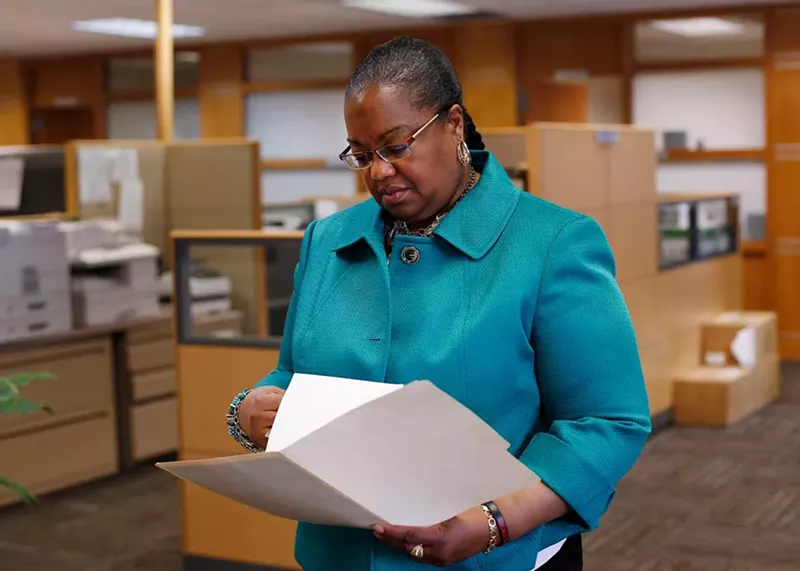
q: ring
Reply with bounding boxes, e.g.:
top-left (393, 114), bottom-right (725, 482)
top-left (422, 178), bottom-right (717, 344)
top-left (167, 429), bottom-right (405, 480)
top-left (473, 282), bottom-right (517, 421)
top-left (411, 544), bottom-right (424, 559)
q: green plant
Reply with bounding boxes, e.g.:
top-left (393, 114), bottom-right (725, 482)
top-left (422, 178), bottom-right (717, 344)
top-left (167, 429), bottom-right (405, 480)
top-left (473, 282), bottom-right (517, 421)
top-left (0, 372), bottom-right (53, 504)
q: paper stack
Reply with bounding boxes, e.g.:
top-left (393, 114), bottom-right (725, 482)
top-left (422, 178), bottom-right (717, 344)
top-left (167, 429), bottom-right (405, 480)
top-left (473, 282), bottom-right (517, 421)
top-left (158, 374), bottom-right (540, 528)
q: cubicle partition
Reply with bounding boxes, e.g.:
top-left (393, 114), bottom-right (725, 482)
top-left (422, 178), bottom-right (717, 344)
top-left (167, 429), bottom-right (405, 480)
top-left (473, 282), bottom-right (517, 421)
top-left (172, 230), bottom-right (303, 571)
top-left (483, 123), bottom-right (742, 417)
top-left (65, 139), bottom-right (262, 257)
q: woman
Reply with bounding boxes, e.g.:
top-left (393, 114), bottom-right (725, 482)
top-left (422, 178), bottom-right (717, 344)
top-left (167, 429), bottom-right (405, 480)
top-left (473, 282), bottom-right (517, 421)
top-left (227, 36), bottom-right (651, 570)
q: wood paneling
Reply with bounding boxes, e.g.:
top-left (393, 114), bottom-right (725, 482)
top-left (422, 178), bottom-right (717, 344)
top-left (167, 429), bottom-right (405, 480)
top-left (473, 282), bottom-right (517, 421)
top-left (199, 45), bottom-right (244, 138)
top-left (29, 57), bottom-right (103, 108)
top-left (517, 19), bottom-right (623, 82)
top-left (176, 345), bottom-right (279, 458)
top-left (176, 345), bottom-right (299, 567)
top-left (0, 59), bottom-right (28, 145)
top-left (516, 19), bottom-right (622, 124)
top-left (28, 56), bottom-right (103, 140)
top-left (181, 452), bottom-right (299, 569)
top-left (742, 242), bottom-right (771, 311)
top-left (766, 6), bottom-right (800, 359)
top-left (452, 23), bottom-right (518, 127)
top-left (766, 6), bottom-right (800, 54)
top-left (29, 108), bottom-right (95, 144)
top-left (526, 82), bottom-right (588, 124)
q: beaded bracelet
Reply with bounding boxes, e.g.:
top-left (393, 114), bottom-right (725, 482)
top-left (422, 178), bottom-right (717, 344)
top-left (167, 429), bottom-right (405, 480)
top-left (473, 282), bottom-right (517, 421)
top-left (226, 389), bottom-right (264, 453)
top-left (479, 504), bottom-right (500, 554)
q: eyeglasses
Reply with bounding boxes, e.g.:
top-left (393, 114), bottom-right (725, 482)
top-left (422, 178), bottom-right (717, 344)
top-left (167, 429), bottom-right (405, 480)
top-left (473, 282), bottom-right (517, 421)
top-left (338, 112), bottom-right (441, 171)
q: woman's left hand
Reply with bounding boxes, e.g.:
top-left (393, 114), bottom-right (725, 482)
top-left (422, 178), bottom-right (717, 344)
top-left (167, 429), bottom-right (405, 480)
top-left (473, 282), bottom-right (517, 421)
top-left (373, 506), bottom-right (490, 567)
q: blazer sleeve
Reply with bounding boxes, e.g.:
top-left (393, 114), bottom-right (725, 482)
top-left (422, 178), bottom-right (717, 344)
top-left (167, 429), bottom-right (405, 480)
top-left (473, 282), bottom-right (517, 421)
top-left (519, 215), bottom-right (651, 536)
top-left (254, 220), bottom-right (318, 391)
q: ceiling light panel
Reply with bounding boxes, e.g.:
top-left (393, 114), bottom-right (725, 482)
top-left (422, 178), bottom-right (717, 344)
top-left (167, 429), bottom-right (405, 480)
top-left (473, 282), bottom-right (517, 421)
top-left (651, 17), bottom-right (746, 37)
top-left (342, 0), bottom-right (478, 19)
top-left (71, 18), bottom-right (205, 40)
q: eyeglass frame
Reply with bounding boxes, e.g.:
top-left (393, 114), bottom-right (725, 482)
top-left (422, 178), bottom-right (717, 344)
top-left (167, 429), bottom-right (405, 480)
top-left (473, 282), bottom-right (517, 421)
top-left (338, 109), bottom-right (445, 171)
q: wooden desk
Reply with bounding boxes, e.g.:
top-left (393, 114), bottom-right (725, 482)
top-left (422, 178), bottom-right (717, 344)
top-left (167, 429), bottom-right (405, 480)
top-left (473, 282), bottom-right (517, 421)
top-left (0, 308), bottom-right (243, 507)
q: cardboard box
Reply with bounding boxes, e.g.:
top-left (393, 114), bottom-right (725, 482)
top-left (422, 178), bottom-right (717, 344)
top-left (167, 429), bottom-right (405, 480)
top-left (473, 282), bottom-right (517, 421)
top-left (701, 311), bottom-right (777, 367)
top-left (673, 355), bottom-right (782, 427)
top-left (674, 366), bottom-right (753, 426)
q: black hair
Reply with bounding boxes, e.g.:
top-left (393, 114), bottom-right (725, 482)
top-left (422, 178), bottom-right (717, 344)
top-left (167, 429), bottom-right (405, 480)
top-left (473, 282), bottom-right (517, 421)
top-left (347, 36), bottom-right (485, 151)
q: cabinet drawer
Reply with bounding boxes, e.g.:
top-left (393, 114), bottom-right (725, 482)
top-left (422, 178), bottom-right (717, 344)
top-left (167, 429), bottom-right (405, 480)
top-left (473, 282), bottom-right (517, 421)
top-left (127, 338), bottom-right (173, 373)
top-left (0, 337), bottom-right (114, 437)
top-left (132, 398), bottom-right (178, 461)
top-left (132, 368), bottom-right (176, 402)
top-left (0, 414), bottom-right (118, 507)
top-left (128, 316), bottom-right (172, 345)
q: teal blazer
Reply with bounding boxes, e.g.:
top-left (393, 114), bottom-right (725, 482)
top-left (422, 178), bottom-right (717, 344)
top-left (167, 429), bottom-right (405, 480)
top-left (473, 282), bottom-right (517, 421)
top-left (255, 151), bottom-right (651, 571)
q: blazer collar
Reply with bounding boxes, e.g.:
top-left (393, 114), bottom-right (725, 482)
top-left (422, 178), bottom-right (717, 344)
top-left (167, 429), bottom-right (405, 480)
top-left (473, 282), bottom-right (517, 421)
top-left (330, 151), bottom-right (520, 260)
top-left (433, 151), bottom-right (520, 260)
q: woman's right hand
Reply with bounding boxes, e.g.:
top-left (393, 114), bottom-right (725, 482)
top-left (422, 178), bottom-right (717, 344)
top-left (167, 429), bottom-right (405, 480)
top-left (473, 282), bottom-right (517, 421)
top-left (238, 386), bottom-right (285, 449)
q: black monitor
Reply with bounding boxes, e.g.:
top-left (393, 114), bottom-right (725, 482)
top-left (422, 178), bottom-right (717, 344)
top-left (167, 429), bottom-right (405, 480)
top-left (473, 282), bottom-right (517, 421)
top-left (0, 146), bottom-right (66, 217)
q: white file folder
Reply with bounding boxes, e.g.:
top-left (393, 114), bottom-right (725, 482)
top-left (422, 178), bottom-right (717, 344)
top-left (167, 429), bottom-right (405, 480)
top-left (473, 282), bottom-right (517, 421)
top-left (157, 374), bottom-right (539, 528)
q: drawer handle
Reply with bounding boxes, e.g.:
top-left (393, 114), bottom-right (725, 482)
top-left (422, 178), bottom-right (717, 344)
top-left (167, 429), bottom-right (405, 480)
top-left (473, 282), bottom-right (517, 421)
top-left (29, 322), bottom-right (49, 332)
top-left (27, 301), bottom-right (47, 311)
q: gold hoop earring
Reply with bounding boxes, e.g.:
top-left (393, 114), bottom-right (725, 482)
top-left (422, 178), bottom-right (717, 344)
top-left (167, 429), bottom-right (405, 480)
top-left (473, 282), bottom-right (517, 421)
top-left (457, 140), bottom-right (471, 166)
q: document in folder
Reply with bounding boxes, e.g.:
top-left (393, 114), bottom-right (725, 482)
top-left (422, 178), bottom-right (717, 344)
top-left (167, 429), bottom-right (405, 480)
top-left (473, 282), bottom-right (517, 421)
top-left (157, 374), bottom-right (540, 529)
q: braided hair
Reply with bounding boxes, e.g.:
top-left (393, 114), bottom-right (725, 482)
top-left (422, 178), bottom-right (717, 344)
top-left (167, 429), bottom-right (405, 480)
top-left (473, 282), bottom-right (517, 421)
top-left (346, 36), bottom-right (485, 151)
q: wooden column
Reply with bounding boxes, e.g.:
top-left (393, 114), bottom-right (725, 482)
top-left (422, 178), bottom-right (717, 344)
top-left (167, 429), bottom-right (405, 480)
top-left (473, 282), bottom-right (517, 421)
top-left (452, 22), bottom-right (519, 127)
top-left (155, 0), bottom-right (174, 142)
top-left (198, 45), bottom-right (244, 138)
top-left (0, 59), bottom-right (28, 145)
top-left (766, 7), bottom-right (800, 360)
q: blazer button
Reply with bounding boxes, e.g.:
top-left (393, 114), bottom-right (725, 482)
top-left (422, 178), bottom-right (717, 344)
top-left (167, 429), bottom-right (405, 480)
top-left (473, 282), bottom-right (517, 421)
top-left (400, 246), bottom-right (420, 265)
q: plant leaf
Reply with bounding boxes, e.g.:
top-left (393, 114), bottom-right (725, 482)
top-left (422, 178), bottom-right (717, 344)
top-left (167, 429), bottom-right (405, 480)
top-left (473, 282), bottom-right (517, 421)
top-left (0, 397), bottom-right (49, 415)
top-left (0, 476), bottom-right (36, 504)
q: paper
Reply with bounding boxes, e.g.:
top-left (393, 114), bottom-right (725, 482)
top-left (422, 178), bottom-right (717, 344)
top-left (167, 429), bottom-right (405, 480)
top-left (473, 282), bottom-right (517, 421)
top-left (731, 326), bottom-right (757, 368)
top-left (110, 149), bottom-right (140, 183)
top-left (158, 375), bottom-right (539, 528)
top-left (77, 148), bottom-right (113, 205)
top-left (117, 178), bottom-right (144, 234)
top-left (267, 373), bottom-right (401, 452)
top-left (0, 157), bottom-right (24, 210)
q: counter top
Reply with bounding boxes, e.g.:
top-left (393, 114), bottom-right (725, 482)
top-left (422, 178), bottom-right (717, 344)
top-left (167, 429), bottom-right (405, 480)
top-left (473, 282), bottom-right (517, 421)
top-left (0, 308), bottom-right (245, 351)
